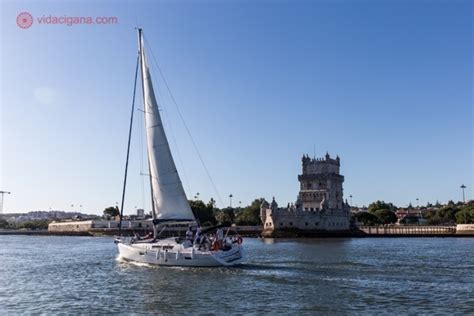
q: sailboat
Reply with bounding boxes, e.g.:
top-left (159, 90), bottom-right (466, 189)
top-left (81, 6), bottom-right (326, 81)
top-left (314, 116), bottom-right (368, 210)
top-left (116, 29), bottom-right (244, 267)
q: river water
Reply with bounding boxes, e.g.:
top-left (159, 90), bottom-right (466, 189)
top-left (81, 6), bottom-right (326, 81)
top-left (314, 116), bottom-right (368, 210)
top-left (0, 236), bottom-right (472, 315)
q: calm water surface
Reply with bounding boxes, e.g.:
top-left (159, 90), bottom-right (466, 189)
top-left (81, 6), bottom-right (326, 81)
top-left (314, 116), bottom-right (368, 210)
top-left (0, 236), bottom-right (473, 315)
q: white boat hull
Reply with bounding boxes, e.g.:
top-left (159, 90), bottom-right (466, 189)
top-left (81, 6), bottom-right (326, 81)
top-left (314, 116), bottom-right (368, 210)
top-left (117, 237), bottom-right (244, 267)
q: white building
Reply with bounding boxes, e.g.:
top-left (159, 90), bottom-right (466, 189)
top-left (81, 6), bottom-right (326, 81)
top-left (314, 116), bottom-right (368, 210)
top-left (48, 219), bottom-right (154, 233)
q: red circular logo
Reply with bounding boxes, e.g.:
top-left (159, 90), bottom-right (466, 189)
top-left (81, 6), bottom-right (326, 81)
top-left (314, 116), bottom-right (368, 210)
top-left (17, 12), bottom-right (33, 29)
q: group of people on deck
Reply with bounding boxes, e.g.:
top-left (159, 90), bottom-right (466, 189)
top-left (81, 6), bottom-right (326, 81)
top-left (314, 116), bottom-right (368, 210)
top-left (185, 226), bottom-right (225, 251)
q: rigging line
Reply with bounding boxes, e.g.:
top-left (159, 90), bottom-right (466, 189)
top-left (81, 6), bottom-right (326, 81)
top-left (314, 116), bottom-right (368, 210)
top-left (137, 103), bottom-right (146, 210)
top-left (137, 108), bottom-right (152, 114)
top-left (146, 56), bottom-right (193, 196)
top-left (118, 55), bottom-right (140, 237)
top-left (143, 35), bottom-right (224, 207)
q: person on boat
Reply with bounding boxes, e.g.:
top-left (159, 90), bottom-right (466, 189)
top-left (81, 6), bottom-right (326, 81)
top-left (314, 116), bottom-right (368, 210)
top-left (197, 233), bottom-right (208, 250)
top-left (131, 232), bottom-right (140, 242)
top-left (194, 227), bottom-right (202, 245)
top-left (185, 226), bottom-right (193, 242)
top-left (144, 231), bottom-right (153, 239)
top-left (216, 227), bottom-right (224, 249)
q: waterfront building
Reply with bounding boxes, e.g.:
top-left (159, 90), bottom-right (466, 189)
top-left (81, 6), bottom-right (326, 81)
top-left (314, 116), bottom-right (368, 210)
top-left (48, 219), bottom-right (155, 233)
top-left (260, 153), bottom-right (351, 236)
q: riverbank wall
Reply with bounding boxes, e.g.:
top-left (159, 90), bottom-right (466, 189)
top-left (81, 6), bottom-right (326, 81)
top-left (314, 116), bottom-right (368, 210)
top-left (356, 225), bottom-right (471, 237)
top-left (3, 225), bottom-right (473, 237)
top-left (263, 225), bottom-right (474, 237)
top-left (0, 229), bottom-right (91, 236)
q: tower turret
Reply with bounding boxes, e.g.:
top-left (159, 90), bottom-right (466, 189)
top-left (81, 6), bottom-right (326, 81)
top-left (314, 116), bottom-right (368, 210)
top-left (297, 152), bottom-right (345, 211)
top-left (271, 197), bottom-right (278, 210)
top-left (260, 199), bottom-right (270, 224)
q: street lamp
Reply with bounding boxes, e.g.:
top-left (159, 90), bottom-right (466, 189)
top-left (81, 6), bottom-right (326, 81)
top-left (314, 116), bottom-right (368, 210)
top-left (0, 191), bottom-right (11, 214)
top-left (460, 184), bottom-right (466, 203)
top-left (416, 198), bottom-right (419, 208)
top-left (349, 195), bottom-right (353, 206)
top-left (229, 194), bottom-right (233, 208)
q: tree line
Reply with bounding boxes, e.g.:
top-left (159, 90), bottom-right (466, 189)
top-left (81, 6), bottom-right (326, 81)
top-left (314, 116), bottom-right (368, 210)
top-left (189, 198), bottom-right (263, 226)
top-left (101, 199), bottom-right (264, 226)
top-left (100, 198), bottom-right (264, 226)
top-left (0, 218), bottom-right (51, 230)
top-left (354, 200), bottom-right (473, 225)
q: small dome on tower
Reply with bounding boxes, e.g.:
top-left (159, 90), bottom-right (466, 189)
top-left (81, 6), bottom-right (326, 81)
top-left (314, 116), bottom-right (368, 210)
top-left (271, 197), bottom-right (278, 209)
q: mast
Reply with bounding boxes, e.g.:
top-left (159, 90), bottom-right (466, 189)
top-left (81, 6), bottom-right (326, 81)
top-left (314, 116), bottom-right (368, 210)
top-left (137, 29), bottom-right (195, 230)
top-left (118, 55), bottom-right (140, 237)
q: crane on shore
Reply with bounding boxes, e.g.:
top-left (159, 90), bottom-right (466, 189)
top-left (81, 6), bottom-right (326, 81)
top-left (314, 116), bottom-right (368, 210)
top-left (0, 191), bottom-right (11, 214)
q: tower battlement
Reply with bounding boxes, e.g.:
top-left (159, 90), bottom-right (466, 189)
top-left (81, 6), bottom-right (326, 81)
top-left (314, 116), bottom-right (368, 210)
top-left (301, 152), bottom-right (340, 175)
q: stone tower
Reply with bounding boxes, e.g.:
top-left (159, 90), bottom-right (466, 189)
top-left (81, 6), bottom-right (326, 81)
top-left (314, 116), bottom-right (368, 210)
top-left (260, 152), bottom-right (351, 236)
top-left (297, 153), bottom-right (344, 211)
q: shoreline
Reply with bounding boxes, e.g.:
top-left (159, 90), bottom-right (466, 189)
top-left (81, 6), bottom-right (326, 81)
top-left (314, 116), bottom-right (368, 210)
top-left (1, 229), bottom-right (473, 238)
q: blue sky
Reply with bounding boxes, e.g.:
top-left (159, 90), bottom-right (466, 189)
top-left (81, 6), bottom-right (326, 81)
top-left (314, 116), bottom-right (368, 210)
top-left (1, 0), bottom-right (472, 214)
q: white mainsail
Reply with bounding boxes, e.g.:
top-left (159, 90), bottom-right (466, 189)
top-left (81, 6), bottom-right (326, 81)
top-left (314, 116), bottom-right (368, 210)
top-left (138, 30), bottom-right (195, 222)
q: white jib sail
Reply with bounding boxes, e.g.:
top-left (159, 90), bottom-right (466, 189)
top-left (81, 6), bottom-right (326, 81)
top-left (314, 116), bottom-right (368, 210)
top-left (139, 31), bottom-right (195, 222)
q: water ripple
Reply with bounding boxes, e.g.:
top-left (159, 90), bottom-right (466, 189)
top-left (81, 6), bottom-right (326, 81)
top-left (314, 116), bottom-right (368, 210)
top-left (0, 236), bottom-right (473, 314)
